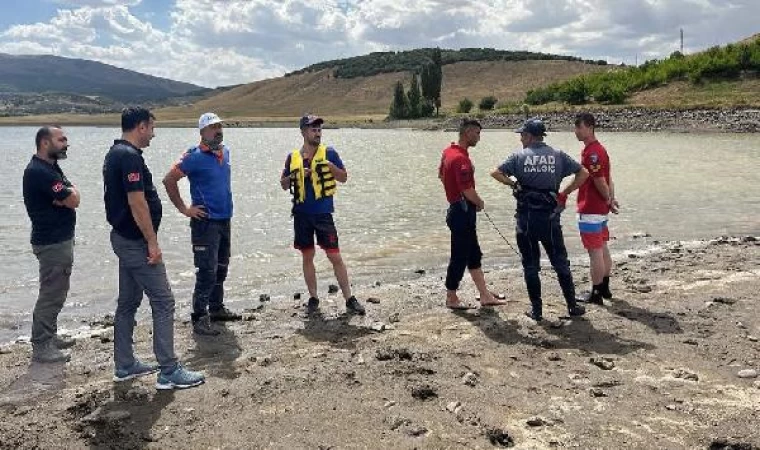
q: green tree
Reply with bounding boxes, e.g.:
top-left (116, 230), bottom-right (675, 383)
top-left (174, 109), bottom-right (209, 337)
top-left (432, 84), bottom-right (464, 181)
top-left (389, 81), bottom-right (410, 119)
top-left (478, 95), bottom-right (498, 110)
top-left (457, 98), bottom-right (474, 113)
top-left (421, 48), bottom-right (443, 115)
top-left (407, 73), bottom-right (422, 118)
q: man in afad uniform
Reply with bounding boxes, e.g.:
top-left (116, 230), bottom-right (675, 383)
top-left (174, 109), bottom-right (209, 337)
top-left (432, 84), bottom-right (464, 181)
top-left (574, 112), bottom-right (619, 305)
top-left (279, 115), bottom-right (366, 316)
top-left (23, 126), bottom-right (79, 363)
top-left (490, 118), bottom-right (588, 321)
top-left (163, 112), bottom-right (241, 336)
top-left (104, 106), bottom-right (205, 390)
top-left (439, 119), bottom-right (506, 310)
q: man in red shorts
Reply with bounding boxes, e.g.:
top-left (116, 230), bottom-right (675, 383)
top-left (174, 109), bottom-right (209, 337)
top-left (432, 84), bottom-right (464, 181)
top-left (574, 113), bottom-right (619, 305)
top-left (438, 119), bottom-right (506, 310)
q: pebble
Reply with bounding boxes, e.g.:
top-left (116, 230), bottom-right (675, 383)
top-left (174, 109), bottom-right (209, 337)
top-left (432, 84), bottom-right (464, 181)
top-left (526, 417), bottom-right (547, 427)
top-left (384, 400), bottom-right (396, 408)
top-left (462, 372), bottom-right (479, 387)
top-left (485, 428), bottom-right (514, 447)
top-left (748, 336), bottom-right (758, 342)
top-left (713, 296), bottom-right (737, 305)
top-left (737, 369), bottom-right (758, 379)
top-left (589, 388), bottom-right (608, 398)
top-left (753, 381), bottom-right (760, 389)
top-left (410, 385), bottom-right (438, 401)
top-left (367, 297), bottom-right (381, 304)
top-left (293, 293), bottom-right (301, 300)
top-left (414, 269), bottom-right (426, 275)
top-left (590, 357), bottom-right (616, 371)
top-left (673, 368), bottom-right (699, 382)
top-left (406, 426), bottom-right (428, 437)
top-left (259, 294), bottom-right (271, 302)
top-left (328, 285), bottom-right (339, 294)
top-left (0, 346), bottom-right (12, 354)
top-left (446, 401), bottom-right (462, 414)
top-left (388, 312), bottom-right (400, 323)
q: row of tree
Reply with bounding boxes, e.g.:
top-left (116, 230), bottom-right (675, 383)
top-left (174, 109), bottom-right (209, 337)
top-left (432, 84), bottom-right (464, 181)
top-left (525, 38), bottom-right (760, 106)
top-left (288, 48), bottom-right (607, 80)
top-left (389, 49), bottom-right (443, 119)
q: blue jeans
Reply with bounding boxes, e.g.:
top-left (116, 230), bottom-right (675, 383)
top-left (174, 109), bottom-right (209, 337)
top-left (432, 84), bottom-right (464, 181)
top-left (190, 218), bottom-right (231, 321)
top-left (110, 231), bottom-right (177, 374)
top-left (515, 210), bottom-right (577, 316)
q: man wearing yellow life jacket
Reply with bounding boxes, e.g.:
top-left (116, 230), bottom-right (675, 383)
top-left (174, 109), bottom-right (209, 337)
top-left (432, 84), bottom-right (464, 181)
top-left (279, 115), bottom-right (366, 316)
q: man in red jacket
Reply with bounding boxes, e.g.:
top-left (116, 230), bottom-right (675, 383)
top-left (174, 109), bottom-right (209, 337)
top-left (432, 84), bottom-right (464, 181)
top-left (574, 113), bottom-right (619, 305)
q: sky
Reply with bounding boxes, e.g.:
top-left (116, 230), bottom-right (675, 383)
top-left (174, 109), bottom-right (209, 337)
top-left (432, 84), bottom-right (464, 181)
top-left (0, 0), bottom-right (758, 88)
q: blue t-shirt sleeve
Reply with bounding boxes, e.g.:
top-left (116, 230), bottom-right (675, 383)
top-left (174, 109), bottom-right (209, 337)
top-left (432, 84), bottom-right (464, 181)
top-left (176, 150), bottom-right (197, 176)
top-left (498, 154), bottom-right (518, 176)
top-left (327, 148), bottom-right (345, 170)
top-left (560, 151), bottom-right (582, 177)
top-left (282, 154), bottom-right (292, 177)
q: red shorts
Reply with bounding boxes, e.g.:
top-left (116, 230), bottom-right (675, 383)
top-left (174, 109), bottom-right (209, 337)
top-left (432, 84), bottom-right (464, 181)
top-left (578, 214), bottom-right (609, 250)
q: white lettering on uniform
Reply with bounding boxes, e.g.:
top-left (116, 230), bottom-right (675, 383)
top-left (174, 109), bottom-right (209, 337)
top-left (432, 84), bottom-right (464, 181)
top-left (523, 155), bottom-right (556, 173)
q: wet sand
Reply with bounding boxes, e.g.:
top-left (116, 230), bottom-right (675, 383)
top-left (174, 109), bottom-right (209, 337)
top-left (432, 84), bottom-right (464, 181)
top-left (1, 236), bottom-right (759, 449)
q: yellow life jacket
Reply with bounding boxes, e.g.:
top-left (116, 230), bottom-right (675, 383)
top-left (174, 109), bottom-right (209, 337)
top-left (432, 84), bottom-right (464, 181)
top-left (289, 145), bottom-right (337, 204)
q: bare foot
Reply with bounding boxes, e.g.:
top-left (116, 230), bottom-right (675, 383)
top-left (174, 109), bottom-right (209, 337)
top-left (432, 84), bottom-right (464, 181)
top-left (479, 293), bottom-right (507, 307)
top-left (446, 292), bottom-right (475, 310)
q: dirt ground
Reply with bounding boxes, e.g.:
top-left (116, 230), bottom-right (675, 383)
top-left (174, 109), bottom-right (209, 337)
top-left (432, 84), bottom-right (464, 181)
top-left (1, 236), bottom-right (759, 450)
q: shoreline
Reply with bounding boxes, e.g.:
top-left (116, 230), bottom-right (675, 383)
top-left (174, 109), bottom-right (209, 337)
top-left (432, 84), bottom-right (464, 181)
top-left (1, 235), bottom-right (759, 448)
top-left (0, 234), bottom-right (713, 346)
top-left (0, 106), bottom-right (758, 133)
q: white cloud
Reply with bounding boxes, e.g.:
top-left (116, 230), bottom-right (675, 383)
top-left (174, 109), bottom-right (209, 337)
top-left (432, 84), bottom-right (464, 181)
top-left (1, 0), bottom-right (759, 86)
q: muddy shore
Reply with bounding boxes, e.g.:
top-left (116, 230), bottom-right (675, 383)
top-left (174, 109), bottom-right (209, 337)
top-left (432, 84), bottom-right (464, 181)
top-left (1, 236), bottom-right (759, 449)
top-left (1, 107), bottom-right (758, 133)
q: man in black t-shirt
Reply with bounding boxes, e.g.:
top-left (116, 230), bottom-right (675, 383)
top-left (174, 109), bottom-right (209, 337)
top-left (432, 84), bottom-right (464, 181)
top-left (103, 107), bottom-right (204, 390)
top-left (22, 126), bottom-right (80, 363)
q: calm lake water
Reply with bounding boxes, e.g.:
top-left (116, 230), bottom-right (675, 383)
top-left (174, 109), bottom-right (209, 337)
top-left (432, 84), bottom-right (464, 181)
top-left (1, 127), bottom-right (759, 342)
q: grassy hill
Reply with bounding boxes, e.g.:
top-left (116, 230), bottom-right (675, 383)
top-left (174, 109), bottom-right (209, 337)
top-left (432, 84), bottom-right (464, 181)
top-left (524, 33), bottom-right (760, 107)
top-left (0, 54), bottom-right (209, 103)
top-left (157, 59), bottom-right (610, 121)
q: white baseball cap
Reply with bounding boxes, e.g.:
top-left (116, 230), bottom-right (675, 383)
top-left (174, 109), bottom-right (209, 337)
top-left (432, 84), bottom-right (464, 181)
top-left (198, 112), bottom-right (222, 130)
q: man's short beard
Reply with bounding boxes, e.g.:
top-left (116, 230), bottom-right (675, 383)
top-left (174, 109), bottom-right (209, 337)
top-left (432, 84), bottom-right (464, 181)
top-left (50, 148), bottom-right (67, 160)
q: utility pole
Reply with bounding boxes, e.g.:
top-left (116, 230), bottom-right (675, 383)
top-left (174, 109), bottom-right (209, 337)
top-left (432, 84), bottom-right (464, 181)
top-left (680, 28), bottom-right (684, 54)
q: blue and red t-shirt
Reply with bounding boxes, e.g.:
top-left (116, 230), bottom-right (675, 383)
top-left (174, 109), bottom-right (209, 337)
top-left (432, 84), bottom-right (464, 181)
top-left (577, 140), bottom-right (611, 215)
top-left (173, 143), bottom-right (233, 220)
top-left (282, 147), bottom-right (345, 215)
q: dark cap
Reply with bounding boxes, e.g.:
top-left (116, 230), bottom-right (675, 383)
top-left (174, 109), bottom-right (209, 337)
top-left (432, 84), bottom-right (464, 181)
top-left (515, 118), bottom-right (547, 136)
top-left (299, 114), bottom-right (324, 129)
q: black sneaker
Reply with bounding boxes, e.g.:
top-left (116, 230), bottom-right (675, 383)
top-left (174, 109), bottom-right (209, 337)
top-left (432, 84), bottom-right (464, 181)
top-left (345, 296), bottom-right (366, 316)
top-left (568, 305), bottom-right (586, 317)
top-left (209, 307), bottom-right (242, 322)
top-left (600, 288), bottom-right (613, 300)
top-left (524, 310), bottom-right (543, 322)
top-left (577, 292), bottom-right (603, 305)
top-left (193, 315), bottom-right (221, 336)
top-left (306, 297), bottom-right (320, 315)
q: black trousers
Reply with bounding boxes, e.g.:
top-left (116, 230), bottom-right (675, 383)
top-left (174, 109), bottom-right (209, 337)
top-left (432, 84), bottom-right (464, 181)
top-left (445, 201), bottom-right (482, 291)
top-left (190, 218), bottom-right (231, 320)
top-left (515, 210), bottom-right (577, 315)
